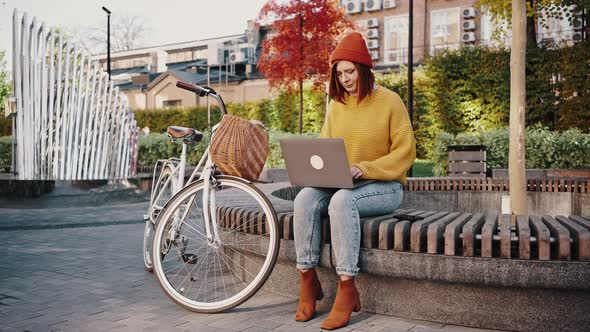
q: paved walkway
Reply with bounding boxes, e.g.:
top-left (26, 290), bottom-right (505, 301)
top-left (0, 185), bottom-right (505, 332)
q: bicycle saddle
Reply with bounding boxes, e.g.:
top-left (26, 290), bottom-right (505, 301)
top-left (167, 126), bottom-right (203, 144)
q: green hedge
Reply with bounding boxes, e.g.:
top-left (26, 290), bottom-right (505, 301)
top-left (138, 130), bottom-right (316, 168)
top-left (134, 85), bottom-right (327, 136)
top-left (431, 127), bottom-right (590, 176)
top-left (0, 116), bottom-right (11, 136)
top-left (0, 136), bottom-right (12, 172)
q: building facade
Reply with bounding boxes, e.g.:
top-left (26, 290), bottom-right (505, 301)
top-left (342, 0), bottom-right (582, 72)
top-left (94, 0), bottom-right (582, 110)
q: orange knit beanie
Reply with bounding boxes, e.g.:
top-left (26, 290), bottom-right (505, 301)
top-left (329, 32), bottom-right (373, 68)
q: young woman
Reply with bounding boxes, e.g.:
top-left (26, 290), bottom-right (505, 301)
top-left (293, 31), bottom-right (416, 330)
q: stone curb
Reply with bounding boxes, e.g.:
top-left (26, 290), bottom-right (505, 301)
top-left (0, 219), bottom-right (145, 231)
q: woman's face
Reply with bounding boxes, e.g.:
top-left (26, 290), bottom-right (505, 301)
top-left (335, 61), bottom-right (358, 96)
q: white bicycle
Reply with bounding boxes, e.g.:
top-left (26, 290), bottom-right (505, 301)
top-left (143, 81), bottom-right (280, 312)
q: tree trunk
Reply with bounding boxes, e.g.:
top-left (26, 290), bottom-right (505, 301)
top-left (299, 79), bottom-right (303, 134)
top-left (526, 0), bottom-right (537, 48)
top-left (509, 0), bottom-right (528, 219)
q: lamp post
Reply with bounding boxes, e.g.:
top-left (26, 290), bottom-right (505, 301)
top-left (102, 6), bottom-right (111, 80)
top-left (407, 0), bottom-right (414, 177)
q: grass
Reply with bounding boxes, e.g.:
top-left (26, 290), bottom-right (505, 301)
top-left (412, 159), bottom-right (434, 177)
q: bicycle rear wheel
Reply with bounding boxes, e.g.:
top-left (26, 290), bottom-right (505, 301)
top-left (152, 175), bottom-right (279, 313)
top-left (144, 165), bottom-right (175, 272)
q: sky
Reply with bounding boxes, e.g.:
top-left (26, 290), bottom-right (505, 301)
top-left (0, 0), bottom-right (269, 70)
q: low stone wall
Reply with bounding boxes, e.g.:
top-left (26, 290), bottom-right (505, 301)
top-left (401, 191), bottom-right (590, 216)
top-left (227, 232), bottom-right (590, 332)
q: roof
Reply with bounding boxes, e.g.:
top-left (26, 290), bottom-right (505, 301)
top-left (166, 59), bottom-right (208, 71)
top-left (115, 73), bottom-right (161, 91)
top-left (91, 34), bottom-right (245, 60)
top-left (111, 66), bottom-right (151, 76)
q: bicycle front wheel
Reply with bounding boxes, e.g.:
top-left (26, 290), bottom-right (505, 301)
top-left (152, 175), bottom-right (280, 313)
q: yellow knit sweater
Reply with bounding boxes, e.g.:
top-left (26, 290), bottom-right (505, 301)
top-left (320, 86), bottom-right (416, 184)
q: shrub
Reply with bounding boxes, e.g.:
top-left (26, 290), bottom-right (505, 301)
top-left (138, 130), bottom-right (316, 169)
top-left (431, 127), bottom-right (590, 176)
top-left (0, 136), bottom-right (12, 172)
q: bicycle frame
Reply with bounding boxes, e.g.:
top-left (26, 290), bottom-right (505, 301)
top-left (160, 83), bottom-right (228, 249)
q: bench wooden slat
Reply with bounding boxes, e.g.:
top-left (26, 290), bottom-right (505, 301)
top-left (448, 163), bottom-right (486, 173)
top-left (284, 213), bottom-right (294, 240)
top-left (448, 150), bottom-right (486, 161)
top-left (570, 215), bottom-right (590, 230)
top-left (461, 213), bottom-right (485, 257)
top-left (481, 213), bottom-right (499, 258)
top-left (393, 210), bottom-right (428, 251)
top-left (427, 212), bottom-right (462, 254)
top-left (555, 216), bottom-right (590, 261)
top-left (321, 216), bottom-right (330, 244)
top-left (360, 213), bottom-right (398, 249)
top-left (516, 215), bottom-right (531, 260)
top-left (529, 215), bottom-right (551, 260)
top-left (411, 211), bottom-right (449, 253)
top-left (275, 212), bottom-right (287, 239)
top-left (379, 220), bottom-right (397, 250)
top-left (443, 213), bottom-right (473, 256)
top-left (541, 215), bottom-right (571, 260)
top-left (499, 214), bottom-right (512, 259)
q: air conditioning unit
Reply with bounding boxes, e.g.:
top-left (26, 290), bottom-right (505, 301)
top-left (462, 7), bottom-right (476, 19)
top-left (366, 39), bottom-right (379, 49)
top-left (367, 28), bottom-right (379, 39)
top-left (463, 19), bottom-right (476, 30)
top-left (367, 18), bottom-right (379, 27)
top-left (370, 50), bottom-right (379, 60)
top-left (573, 18), bottom-right (583, 30)
top-left (383, 0), bottom-right (396, 9)
top-left (461, 32), bottom-right (476, 43)
top-left (344, 0), bottom-right (362, 14)
top-left (229, 51), bottom-right (246, 63)
top-left (364, 0), bottom-right (382, 12)
top-left (356, 19), bottom-right (368, 28)
top-left (540, 37), bottom-right (556, 47)
top-left (385, 50), bottom-right (401, 63)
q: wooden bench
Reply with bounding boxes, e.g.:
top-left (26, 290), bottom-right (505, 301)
top-left (219, 205), bottom-right (590, 262)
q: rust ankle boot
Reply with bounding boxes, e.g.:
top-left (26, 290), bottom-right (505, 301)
top-left (320, 277), bottom-right (361, 330)
top-left (295, 268), bottom-right (324, 322)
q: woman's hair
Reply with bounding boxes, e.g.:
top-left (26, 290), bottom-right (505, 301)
top-left (328, 62), bottom-right (375, 104)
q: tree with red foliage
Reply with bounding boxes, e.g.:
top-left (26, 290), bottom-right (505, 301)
top-left (257, 0), bottom-right (354, 133)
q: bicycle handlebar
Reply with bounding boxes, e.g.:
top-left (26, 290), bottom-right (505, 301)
top-left (176, 81), bottom-right (227, 115)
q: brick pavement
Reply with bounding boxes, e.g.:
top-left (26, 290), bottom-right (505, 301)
top-left (0, 193), bottom-right (504, 332)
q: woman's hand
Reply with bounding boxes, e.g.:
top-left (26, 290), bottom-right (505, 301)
top-left (350, 166), bottom-right (363, 179)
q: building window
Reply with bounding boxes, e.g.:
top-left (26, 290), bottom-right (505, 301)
top-left (384, 15), bottom-right (409, 65)
top-left (430, 8), bottom-right (461, 54)
top-left (163, 100), bottom-right (182, 109)
top-left (537, 8), bottom-right (577, 46)
top-left (481, 13), bottom-right (511, 47)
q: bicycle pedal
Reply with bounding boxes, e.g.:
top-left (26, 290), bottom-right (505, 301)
top-left (143, 214), bottom-right (149, 221)
top-left (181, 254), bottom-right (198, 264)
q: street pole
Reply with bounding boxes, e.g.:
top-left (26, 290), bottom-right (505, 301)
top-left (407, 0), bottom-right (414, 177)
top-left (102, 6), bottom-right (111, 80)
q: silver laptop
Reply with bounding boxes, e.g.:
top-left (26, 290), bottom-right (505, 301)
top-left (279, 138), bottom-right (375, 189)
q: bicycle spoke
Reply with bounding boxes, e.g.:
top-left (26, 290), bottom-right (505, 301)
top-left (153, 177), bottom-right (279, 311)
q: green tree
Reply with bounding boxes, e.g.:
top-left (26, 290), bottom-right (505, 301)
top-left (0, 51), bottom-right (12, 136)
top-left (0, 51), bottom-right (11, 115)
top-left (475, 0), bottom-right (590, 46)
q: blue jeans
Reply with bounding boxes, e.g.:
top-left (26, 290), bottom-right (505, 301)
top-left (293, 181), bottom-right (403, 276)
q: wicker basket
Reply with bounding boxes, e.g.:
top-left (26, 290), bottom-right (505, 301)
top-left (210, 114), bottom-right (270, 181)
